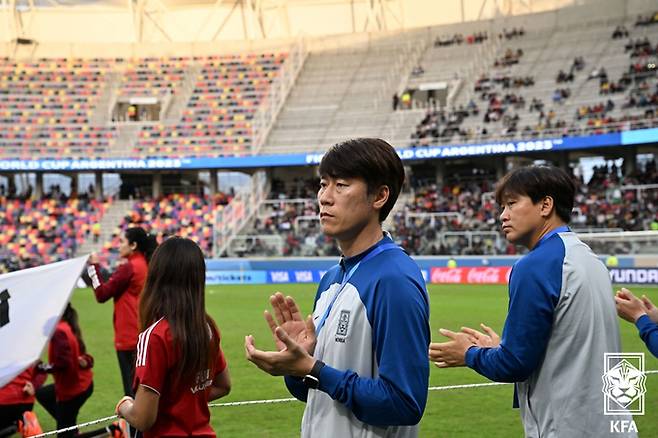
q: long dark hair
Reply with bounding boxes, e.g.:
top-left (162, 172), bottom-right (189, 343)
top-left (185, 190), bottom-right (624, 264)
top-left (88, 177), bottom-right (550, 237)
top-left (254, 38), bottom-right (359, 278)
top-left (125, 227), bottom-right (158, 262)
top-left (62, 303), bottom-right (87, 354)
top-left (139, 237), bottom-right (219, 383)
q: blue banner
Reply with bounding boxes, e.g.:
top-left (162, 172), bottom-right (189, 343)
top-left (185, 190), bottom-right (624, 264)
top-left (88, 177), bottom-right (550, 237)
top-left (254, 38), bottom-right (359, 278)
top-left (621, 128), bottom-right (658, 145)
top-left (3, 128), bottom-right (657, 172)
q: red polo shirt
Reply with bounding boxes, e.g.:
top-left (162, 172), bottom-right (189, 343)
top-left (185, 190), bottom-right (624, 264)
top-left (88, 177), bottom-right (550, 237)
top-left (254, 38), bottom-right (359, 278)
top-left (134, 318), bottom-right (227, 438)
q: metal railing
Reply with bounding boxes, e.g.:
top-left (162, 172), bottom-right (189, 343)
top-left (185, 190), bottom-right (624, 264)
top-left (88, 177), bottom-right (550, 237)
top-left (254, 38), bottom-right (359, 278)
top-left (224, 234), bottom-right (284, 257)
top-left (213, 170), bottom-right (268, 256)
top-left (251, 38), bottom-right (308, 155)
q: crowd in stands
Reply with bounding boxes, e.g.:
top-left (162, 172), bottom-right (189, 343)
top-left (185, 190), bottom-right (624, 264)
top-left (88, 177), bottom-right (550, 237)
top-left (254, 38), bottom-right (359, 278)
top-left (0, 191), bottom-right (110, 273)
top-left (410, 22), bottom-right (658, 146)
top-left (499, 28), bottom-right (525, 40)
top-left (624, 82), bottom-right (658, 109)
top-left (99, 192), bottom-right (232, 267)
top-left (475, 74), bottom-right (535, 92)
top-left (434, 31), bottom-right (488, 47)
top-left (635, 12), bottom-right (658, 27)
top-left (393, 177), bottom-right (504, 256)
top-left (576, 100), bottom-right (616, 120)
top-left (432, 28), bottom-right (523, 48)
top-left (0, 158), bottom-right (655, 268)
top-left (410, 106), bottom-right (478, 146)
top-left (225, 178), bottom-right (340, 257)
top-left (219, 158), bottom-right (658, 258)
top-left (394, 161), bottom-right (658, 256)
top-left (556, 56), bottom-right (585, 84)
top-left (494, 48), bottom-right (523, 68)
top-left (552, 88), bottom-right (571, 103)
top-left (626, 37), bottom-right (657, 57)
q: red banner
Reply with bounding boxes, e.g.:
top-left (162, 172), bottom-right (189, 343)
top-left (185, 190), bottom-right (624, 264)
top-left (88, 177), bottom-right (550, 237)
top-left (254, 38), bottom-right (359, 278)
top-left (430, 267), bottom-right (512, 284)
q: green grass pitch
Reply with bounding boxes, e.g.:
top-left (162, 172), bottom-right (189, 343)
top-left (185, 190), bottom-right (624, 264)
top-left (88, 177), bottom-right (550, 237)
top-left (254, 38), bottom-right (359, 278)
top-left (28, 283), bottom-right (658, 437)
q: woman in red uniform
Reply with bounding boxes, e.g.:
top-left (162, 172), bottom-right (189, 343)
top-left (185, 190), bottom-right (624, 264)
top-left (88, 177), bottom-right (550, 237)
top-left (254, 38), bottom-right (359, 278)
top-left (87, 227), bottom-right (156, 397)
top-left (114, 237), bottom-right (231, 437)
top-left (35, 304), bottom-right (93, 438)
top-left (0, 366), bottom-right (44, 437)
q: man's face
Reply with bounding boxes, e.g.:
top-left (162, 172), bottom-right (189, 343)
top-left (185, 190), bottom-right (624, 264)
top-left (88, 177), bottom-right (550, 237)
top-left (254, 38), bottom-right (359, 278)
top-left (317, 175), bottom-right (376, 242)
top-left (499, 193), bottom-right (544, 248)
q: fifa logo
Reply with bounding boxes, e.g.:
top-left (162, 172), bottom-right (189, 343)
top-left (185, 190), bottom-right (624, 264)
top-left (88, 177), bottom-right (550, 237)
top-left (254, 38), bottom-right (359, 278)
top-left (602, 353), bottom-right (646, 416)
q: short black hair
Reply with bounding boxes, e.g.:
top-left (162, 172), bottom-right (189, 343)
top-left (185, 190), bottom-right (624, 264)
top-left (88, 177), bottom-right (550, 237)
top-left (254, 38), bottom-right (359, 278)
top-left (319, 138), bottom-right (404, 222)
top-left (494, 165), bottom-right (575, 223)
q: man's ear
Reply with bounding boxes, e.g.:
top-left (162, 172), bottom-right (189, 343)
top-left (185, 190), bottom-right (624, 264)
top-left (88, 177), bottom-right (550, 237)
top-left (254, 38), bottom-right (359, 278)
top-left (372, 185), bottom-right (390, 211)
top-left (539, 196), bottom-right (555, 218)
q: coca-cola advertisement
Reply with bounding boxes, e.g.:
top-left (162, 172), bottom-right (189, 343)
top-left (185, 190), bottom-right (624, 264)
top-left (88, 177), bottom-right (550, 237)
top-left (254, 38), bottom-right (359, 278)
top-left (430, 267), bottom-right (513, 284)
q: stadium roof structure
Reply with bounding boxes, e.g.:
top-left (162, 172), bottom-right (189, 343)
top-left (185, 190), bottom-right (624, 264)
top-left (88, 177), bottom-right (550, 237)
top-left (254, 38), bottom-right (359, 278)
top-left (0, 0), bottom-right (595, 45)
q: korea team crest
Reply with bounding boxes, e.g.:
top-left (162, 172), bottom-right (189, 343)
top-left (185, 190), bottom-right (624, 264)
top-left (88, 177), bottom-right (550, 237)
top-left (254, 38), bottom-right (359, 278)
top-left (602, 353), bottom-right (646, 416)
top-left (335, 310), bottom-right (350, 343)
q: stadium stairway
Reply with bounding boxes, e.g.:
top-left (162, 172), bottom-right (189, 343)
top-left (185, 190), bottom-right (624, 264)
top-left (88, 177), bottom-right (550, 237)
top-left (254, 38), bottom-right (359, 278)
top-left (113, 124), bottom-right (142, 156)
top-left (261, 33), bottom-right (424, 153)
top-left (163, 63), bottom-right (202, 122)
top-left (76, 199), bottom-right (134, 257)
top-left (90, 71), bottom-right (122, 126)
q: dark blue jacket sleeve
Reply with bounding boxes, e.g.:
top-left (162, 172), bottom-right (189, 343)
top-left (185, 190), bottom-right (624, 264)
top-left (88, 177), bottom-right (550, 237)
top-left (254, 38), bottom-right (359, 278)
top-left (465, 261), bottom-right (560, 382)
top-left (636, 315), bottom-right (658, 358)
top-left (284, 375), bottom-right (308, 402)
top-left (317, 271), bottom-right (430, 426)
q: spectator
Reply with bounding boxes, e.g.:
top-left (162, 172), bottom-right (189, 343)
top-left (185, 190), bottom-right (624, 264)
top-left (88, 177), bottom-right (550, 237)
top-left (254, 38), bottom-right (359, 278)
top-left (35, 304), bottom-right (94, 438)
top-left (612, 25), bottom-right (629, 39)
top-left (411, 65), bottom-right (425, 76)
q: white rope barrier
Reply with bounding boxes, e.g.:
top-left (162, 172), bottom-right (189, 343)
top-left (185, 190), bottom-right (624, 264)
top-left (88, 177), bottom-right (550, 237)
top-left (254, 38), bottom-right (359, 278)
top-left (28, 415), bottom-right (118, 438)
top-left (28, 370), bottom-right (658, 437)
top-left (208, 397), bottom-right (297, 407)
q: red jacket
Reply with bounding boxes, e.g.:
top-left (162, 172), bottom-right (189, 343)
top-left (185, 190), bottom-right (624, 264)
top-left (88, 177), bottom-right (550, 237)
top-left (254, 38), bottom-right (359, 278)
top-left (48, 321), bottom-right (93, 402)
top-left (0, 367), bottom-right (44, 405)
top-left (88, 253), bottom-right (148, 351)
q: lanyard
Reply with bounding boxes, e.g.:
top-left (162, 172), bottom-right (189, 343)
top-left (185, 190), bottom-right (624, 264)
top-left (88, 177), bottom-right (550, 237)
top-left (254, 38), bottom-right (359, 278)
top-left (315, 243), bottom-right (401, 335)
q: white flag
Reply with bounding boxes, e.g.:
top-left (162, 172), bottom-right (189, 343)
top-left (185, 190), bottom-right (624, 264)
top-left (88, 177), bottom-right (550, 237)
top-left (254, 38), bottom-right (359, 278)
top-left (0, 255), bottom-right (89, 388)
